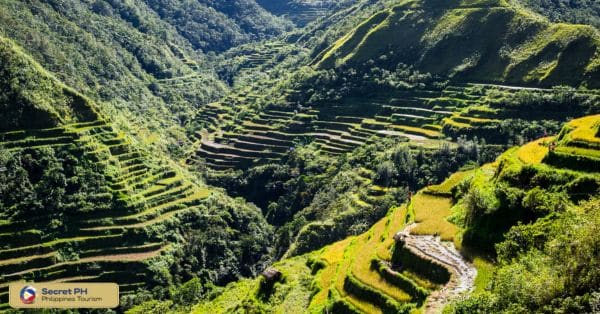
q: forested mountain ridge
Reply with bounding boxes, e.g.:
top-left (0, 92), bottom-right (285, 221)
top-left (0, 0), bottom-right (291, 158)
top-left (141, 0), bottom-right (292, 52)
top-left (316, 0), bottom-right (600, 87)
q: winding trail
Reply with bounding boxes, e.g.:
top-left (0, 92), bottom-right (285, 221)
top-left (396, 224), bottom-right (477, 313)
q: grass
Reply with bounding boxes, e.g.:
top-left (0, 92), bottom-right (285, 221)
top-left (317, 10), bottom-right (391, 67)
top-left (443, 117), bottom-right (472, 129)
top-left (561, 114), bottom-right (600, 148)
top-left (410, 193), bottom-right (458, 241)
top-left (315, 0), bottom-right (599, 86)
top-left (193, 255), bottom-right (314, 313)
top-left (351, 224), bottom-right (412, 303)
top-left (388, 124), bottom-right (442, 138)
top-left (192, 279), bottom-right (256, 314)
top-left (377, 206), bottom-right (408, 261)
top-left (472, 257), bottom-right (495, 293)
top-left (555, 146), bottom-right (600, 159)
top-left (517, 137), bottom-right (551, 164)
top-left (307, 201), bottom-right (427, 312)
top-left (321, 238), bottom-right (353, 265)
top-left (424, 170), bottom-right (473, 196)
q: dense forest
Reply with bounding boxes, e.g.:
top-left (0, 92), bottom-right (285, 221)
top-left (0, 0), bottom-right (599, 313)
top-left (515, 0), bottom-right (600, 28)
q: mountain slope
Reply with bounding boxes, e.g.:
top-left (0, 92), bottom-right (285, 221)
top-left (0, 36), bottom-right (99, 131)
top-left (156, 115), bottom-right (599, 314)
top-left (143, 0), bottom-right (291, 52)
top-left (0, 35), bottom-right (274, 311)
top-left (0, 0), bottom-right (291, 156)
top-left (514, 0), bottom-right (600, 29)
top-left (257, 0), bottom-right (355, 26)
top-left (316, 0), bottom-right (600, 87)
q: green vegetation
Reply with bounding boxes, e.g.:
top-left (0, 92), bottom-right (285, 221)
top-left (257, 0), bottom-right (354, 26)
top-left (0, 0), bottom-right (293, 158)
top-left (202, 136), bottom-right (495, 257)
top-left (316, 0), bottom-right (600, 87)
top-left (1, 0), bottom-right (600, 312)
top-left (0, 36), bottom-right (99, 131)
top-left (445, 115), bottom-right (600, 312)
top-left (0, 36), bottom-right (274, 311)
top-left (513, 0), bottom-right (600, 28)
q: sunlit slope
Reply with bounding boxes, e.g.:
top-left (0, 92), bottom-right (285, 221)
top-left (190, 167), bottom-right (477, 313)
top-left (189, 114), bottom-right (600, 314)
top-left (316, 0), bottom-right (600, 87)
top-left (544, 114), bottom-right (600, 172)
top-left (0, 36), bottom-right (99, 131)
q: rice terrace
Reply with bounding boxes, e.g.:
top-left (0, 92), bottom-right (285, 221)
top-left (0, 0), bottom-right (599, 313)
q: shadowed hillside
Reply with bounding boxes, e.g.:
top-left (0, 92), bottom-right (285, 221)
top-left (257, 0), bottom-right (355, 26)
top-left (0, 36), bottom-right (99, 131)
top-left (0, 0), bottom-right (292, 157)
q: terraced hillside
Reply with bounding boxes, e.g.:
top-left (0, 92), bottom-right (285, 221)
top-left (188, 114), bottom-right (600, 314)
top-left (219, 41), bottom-right (297, 86)
top-left (190, 83), bottom-right (596, 171)
top-left (189, 156), bottom-right (487, 313)
top-left (0, 119), bottom-right (212, 310)
top-left (316, 0), bottom-right (600, 87)
top-left (0, 38), bottom-right (279, 312)
top-left (257, 0), bottom-right (353, 26)
top-left (543, 114), bottom-right (600, 172)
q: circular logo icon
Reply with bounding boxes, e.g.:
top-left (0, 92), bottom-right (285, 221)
top-left (19, 286), bottom-right (36, 304)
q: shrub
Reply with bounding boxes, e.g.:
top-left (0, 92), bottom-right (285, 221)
top-left (171, 277), bottom-right (203, 306)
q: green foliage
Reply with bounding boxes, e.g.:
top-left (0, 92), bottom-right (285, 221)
top-left (205, 136), bottom-right (498, 258)
top-left (487, 86), bottom-right (599, 115)
top-left (316, 0), bottom-right (600, 87)
top-left (139, 0), bottom-right (291, 52)
top-left (167, 193), bottom-right (274, 286)
top-left (514, 0), bottom-right (600, 28)
top-left (0, 0), bottom-right (301, 155)
top-left (126, 299), bottom-right (174, 314)
top-left (0, 146), bottom-right (113, 237)
top-left (0, 36), bottom-right (98, 131)
top-left (287, 63), bottom-right (439, 107)
top-left (343, 274), bottom-right (414, 314)
top-left (257, 0), bottom-right (354, 27)
top-left (171, 278), bottom-right (204, 306)
top-left (459, 163), bottom-right (588, 252)
top-left (451, 198), bottom-right (600, 313)
top-left (391, 243), bottom-right (451, 285)
top-left (371, 259), bottom-right (429, 304)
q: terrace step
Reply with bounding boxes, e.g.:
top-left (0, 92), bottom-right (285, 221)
top-left (2, 135), bottom-right (77, 149)
top-left (1, 246), bottom-right (166, 280)
top-left (235, 134), bottom-right (294, 147)
top-left (315, 138), bottom-right (354, 151)
top-left (217, 138), bottom-right (290, 153)
top-left (318, 143), bottom-right (348, 155)
top-left (201, 141), bottom-right (282, 158)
